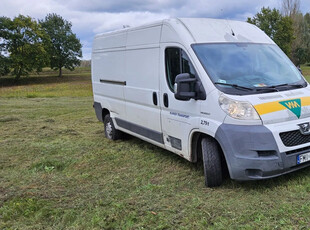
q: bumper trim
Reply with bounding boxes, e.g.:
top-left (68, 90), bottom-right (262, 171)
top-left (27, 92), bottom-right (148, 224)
top-left (215, 123), bottom-right (310, 180)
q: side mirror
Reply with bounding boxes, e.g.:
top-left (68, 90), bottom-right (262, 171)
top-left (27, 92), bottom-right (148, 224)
top-left (174, 73), bottom-right (206, 101)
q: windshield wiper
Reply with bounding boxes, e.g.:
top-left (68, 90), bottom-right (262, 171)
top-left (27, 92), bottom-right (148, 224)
top-left (254, 83), bottom-right (288, 91)
top-left (214, 82), bottom-right (253, 91)
top-left (215, 82), bottom-right (305, 93)
top-left (255, 83), bottom-right (305, 91)
top-left (287, 83), bottom-right (305, 88)
top-left (257, 83), bottom-right (288, 89)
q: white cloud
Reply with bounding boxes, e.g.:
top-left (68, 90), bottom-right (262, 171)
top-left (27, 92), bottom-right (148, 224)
top-left (55, 0), bottom-right (186, 13)
top-left (0, 0), bottom-right (308, 59)
top-left (69, 11), bottom-right (169, 59)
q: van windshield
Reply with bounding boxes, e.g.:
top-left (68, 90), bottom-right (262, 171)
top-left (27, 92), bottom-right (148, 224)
top-left (192, 43), bottom-right (307, 95)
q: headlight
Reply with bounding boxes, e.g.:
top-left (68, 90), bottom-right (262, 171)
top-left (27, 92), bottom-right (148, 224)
top-left (219, 94), bottom-right (260, 120)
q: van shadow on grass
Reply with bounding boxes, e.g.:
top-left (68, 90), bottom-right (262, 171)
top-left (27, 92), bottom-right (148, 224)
top-left (120, 133), bottom-right (310, 190)
top-left (235, 166), bottom-right (310, 190)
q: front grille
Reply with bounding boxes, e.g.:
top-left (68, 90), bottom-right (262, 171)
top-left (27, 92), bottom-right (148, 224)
top-left (280, 130), bottom-right (310, 147)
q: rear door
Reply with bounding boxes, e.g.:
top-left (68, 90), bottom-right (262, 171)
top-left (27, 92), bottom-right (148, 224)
top-left (159, 44), bottom-right (202, 159)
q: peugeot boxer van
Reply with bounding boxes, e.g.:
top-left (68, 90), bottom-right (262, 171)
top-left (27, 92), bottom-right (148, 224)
top-left (92, 18), bottom-right (310, 187)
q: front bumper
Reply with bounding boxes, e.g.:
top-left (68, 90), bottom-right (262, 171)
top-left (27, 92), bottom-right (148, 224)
top-left (215, 123), bottom-right (310, 180)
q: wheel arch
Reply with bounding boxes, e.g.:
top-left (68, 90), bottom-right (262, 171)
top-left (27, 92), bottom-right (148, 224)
top-left (102, 108), bottom-right (110, 121)
top-left (189, 131), bottom-right (231, 177)
top-left (93, 101), bottom-right (110, 122)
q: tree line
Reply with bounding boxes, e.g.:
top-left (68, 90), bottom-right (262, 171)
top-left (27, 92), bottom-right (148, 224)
top-left (1, 1), bottom-right (308, 81)
top-left (0, 13), bottom-right (82, 80)
top-left (247, 0), bottom-right (310, 65)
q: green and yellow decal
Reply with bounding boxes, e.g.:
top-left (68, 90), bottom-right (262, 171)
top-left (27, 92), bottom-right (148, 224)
top-left (254, 96), bottom-right (310, 118)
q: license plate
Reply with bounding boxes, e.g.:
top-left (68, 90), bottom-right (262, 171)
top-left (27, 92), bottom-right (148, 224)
top-left (297, 152), bottom-right (310, 164)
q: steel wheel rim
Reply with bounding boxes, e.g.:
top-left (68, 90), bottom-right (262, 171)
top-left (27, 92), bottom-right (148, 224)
top-left (106, 121), bottom-right (113, 138)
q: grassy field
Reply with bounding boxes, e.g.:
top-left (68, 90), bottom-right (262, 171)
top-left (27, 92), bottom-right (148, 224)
top-left (0, 66), bottom-right (310, 229)
top-left (302, 65), bottom-right (310, 79)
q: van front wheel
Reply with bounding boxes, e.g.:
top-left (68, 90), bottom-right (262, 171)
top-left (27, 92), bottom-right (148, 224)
top-left (201, 137), bottom-right (223, 187)
top-left (104, 115), bottom-right (122, 140)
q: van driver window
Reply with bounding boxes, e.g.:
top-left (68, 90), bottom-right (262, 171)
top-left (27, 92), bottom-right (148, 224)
top-left (165, 48), bottom-right (196, 92)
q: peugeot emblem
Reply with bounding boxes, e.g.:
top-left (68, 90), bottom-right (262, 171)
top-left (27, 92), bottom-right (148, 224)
top-left (298, 122), bottom-right (310, 135)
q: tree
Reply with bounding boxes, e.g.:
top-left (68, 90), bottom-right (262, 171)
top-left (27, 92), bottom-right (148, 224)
top-left (303, 13), bottom-right (310, 63)
top-left (247, 7), bottom-right (294, 56)
top-left (273, 16), bottom-right (294, 57)
top-left (282, 0), bottom-right (300, 17)
top-left (0, 15), bottom-right (48, 80)
top-left (0, 54), bottom-right (10, 76)
top-left (40, 13), bottom-right (82, 77)
top-left (0, 17), bottom-right (11, 76)
top-left (288, 13), bottom-right (310, 65)
top-left (281, 0), bottom-right (307, 64)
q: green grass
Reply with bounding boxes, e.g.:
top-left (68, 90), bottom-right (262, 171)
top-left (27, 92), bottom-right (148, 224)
top-left (0, 67), bottom-right (92, 98)
top-left (0, 67), bottom-right (310, 229)
top-left (302, 64), bottom-right (310, 80)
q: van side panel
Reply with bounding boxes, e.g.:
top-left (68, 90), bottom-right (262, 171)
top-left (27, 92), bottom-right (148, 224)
top-left (123, 26), bottom-right (163, 138)
top-left (126, 26), bottom-right (161, 46)
top-left (124, 47), bottom-right (161, 133)
top-left (92, 32), bottom-right (127, 120)
top-left (93, 33), bottom-right (126, 50)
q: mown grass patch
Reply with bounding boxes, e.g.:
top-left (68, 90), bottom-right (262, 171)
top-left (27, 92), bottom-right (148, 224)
top-left (0, 116), bottom-right (20, 122)
top-left (30, 159), bottom-right (70, 172)
top-left (0, 198), bottom-right (53, 221)
top-left (302, 64), bottom-right (310, 79)
top-left (1, 97), bottom-right (310, 229)
top-left (0, 80), bottom-right (92, 98)
top-left (0, 67), bottom-right (92, 98)
top-left (0, 67), bottom-right (310, 229)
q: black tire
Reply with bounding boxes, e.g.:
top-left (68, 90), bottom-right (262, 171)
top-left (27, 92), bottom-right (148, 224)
top-left (103, 115), bottom-right (122, 140)
top-left (201, 137), bottom-right (223, 187)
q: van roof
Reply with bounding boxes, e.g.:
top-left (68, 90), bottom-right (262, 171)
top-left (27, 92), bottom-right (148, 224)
top-left (175, 18), bottom-right (274, 44)
top-left (94, 18), bottom-right (274, 45)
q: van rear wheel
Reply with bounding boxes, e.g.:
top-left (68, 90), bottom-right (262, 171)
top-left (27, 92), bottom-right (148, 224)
top-left (201, 137), bottom-right (223, 187)
top-left (104, 115), bottom-right (122, 140)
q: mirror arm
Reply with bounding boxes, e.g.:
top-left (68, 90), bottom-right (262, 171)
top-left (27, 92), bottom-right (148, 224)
top-left (174, 73), bottom-right (206, 101)
top-left (179, 92), bottom-right (196, 97)
top-left (179, 78), bottom-right (196, 83)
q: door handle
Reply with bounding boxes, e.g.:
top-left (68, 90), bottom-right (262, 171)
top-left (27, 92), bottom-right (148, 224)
top-left (163, 93), bottom-right (169, 108)
top-left (153, 92), bottom-right (158, 106)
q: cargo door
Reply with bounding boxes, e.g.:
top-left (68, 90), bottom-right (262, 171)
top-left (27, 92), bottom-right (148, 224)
top-left (120, 26), bottom-right (164, 146)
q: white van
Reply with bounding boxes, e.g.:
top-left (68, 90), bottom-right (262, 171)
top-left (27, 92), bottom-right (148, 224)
top-left (92, 18), bottom-right (310, 187)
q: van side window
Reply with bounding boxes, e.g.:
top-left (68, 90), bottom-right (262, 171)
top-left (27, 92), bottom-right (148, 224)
top-left (165, 48), bottom-right (196, 92)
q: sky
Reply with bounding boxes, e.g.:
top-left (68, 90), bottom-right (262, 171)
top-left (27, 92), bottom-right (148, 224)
top-left (1, 0), bottom-right (310, 60)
